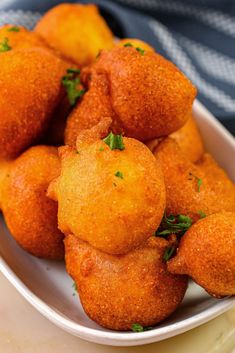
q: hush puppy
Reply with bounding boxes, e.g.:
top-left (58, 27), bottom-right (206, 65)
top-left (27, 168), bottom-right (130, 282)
top-left (1, 146), bottom-right (64, 260)
top-left (168, 212), bottom-right (235, 298)
top-left (48, 123), bottom-right (166, 254)
top-left (0, 47), bottom-right (69, 158)
top-left (65, 234), bottom-right (188, 330)
top-left (65, 47), bottom-right (196, 145)
top-left (34, 3), bottom-right (114, 67)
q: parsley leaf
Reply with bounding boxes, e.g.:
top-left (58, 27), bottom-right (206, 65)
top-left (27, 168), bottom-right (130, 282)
top-left (123, 42), bottom-right (145, 55)
top-left (0, 37), bottom-right (11, 52)
top-left (62, 68), bottom-right (85, 106)
top-left (72, 282), bottom-right (77, 291)
top-left (123, 42), bottom-right (133, 48)
top-left (189, 172), bottom-right (203, 192)
top-left (136, 47), bottom-right (145, 55)
top-left (198, 210), bottom-right (206, 219)
top-left (8, 26), bottom-right (20, 32)
top-left (115, 171), bottom-right (123, 179)
top-left (103, 132), bottom-right (125, 151)
top-left (131, 323), bottom-right (152, 332)
top-left (156, 212), bottom-right (192, 237)
top-left (163, 246), bottom-right (176, 262)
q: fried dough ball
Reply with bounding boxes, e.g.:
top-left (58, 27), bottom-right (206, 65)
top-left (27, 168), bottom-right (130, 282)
top-left (1, 146), bottom-right (64, 260)
top-left (146, 113), bottom-right (204, 163)
top-left (0, 47), bottom-right (69, 159)
top-left (48, 123), bottom-right (166, 254)
top-left (154, 138), bottom-right (235, 222)
top-left (65, 47), bottom-right (196, 146)
top-left (117, 38), bottom-right (155, 52)
top-left (34, 3), bottom-right (114, 67)
top-left (0, 24), bottom-right (47, 50)
top-left (65, 234), bottom-right (188, 330)
top-left (168, 212), bottom-right (235, 298)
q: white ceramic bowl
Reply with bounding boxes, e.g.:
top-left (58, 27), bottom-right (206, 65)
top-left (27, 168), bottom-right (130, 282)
top-left (0, 100), bottom-right (234, 346)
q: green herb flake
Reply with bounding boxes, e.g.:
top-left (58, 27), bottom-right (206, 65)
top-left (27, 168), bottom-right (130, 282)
top-left (62, 68), bottom-right (85, 106)
top-left (123, 42), bottom-right (133, 48)
top-left (189, 172), bottom-right (203, 193)
top-left (197, 178), bottom-right (202, 192)
top-left (136, 47), bottom-right (145, 55)
top-left (99, 146), bottom-right (105, 152)
top-left (131, 323), bottom-right (152, 332)
top-left (103, 132), bottom-right (125, 151)
top-left (0, 37), bottom-right (11, 53)
top-left (163, 246), bottom-right (175, 262)
top-left (156, 212), bottom-right (192, 237)
top-left (7, 26), bottom-right (20, 32)
top-left (72, 282), bottom-right (77, 292)
top-left (123, 42), bottom-right (145, 55)
top-left (198, 210), bottom-right (206, 219)
top-left (115, 171), bottom-right (123, 179)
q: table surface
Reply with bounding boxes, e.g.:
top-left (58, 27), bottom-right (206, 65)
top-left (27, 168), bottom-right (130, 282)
top-left (1, 273), bottom-right (235, 353)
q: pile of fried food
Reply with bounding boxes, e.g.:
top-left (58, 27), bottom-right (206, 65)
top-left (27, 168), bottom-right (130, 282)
top-left (0, 3), bottom-right (234, 332)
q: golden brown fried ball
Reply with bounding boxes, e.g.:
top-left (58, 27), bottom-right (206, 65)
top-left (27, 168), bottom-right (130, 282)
top-left (34, 3), bottom-right (114, 67)
top-left (0, 24), bottom-right (47, 50)
top-left (65, 234), bottom-right (188, 330)
top-left (1, 146), bottom-right (64, 260)
top-left (146, 113), bottom-right (204, 163)
top-left (117, 38), bottom-right (155, 52)
top-left (168, 212), bottom-right (235, 298)
top-left (65, 47), bottom-right (196, 146)
top-left (48, 125), bottom-right (166, 255)
top-left (154, 138), bottom-right (235, 222)
top-left (0, 47), bottom-right (69, 159)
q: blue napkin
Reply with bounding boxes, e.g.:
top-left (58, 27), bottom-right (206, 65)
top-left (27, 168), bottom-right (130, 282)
top-left (0, 0), bottom-right (234, 135)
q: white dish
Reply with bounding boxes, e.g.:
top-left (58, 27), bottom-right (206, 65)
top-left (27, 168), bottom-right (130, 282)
top-left (0, 99), bottom-right (235, 347)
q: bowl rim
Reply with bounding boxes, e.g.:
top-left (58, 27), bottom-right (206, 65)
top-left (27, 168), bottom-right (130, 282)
top-left (0, 99), bottom-right (235, 346)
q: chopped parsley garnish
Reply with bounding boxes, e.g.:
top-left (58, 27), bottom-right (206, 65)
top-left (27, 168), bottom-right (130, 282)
top-left (115, 171), bottom-right (123, 179)
top-left (72, 282), bottom-right (78, 297)
top-left (103, 132), bottom-right (125, 151)
top-left (163, 246), bottom-right (176, 262)
top-left (8, 26), bottom-right (20, 32)
top-left (198, 210), bottom-right (206, 219)
top-left (123, 42), bottom-right (145, 55)
top-left (72, 282), bottom-right (77, 291)
top-left (131, 323), bottom-right (152, 332)
top-left (156, 212), bottom-right (192, 237)
top-left (136, 47), bottom-right (145, 55)
top-left (99, 146), bottom-right (104, 151)
top-left (123, 42), bottom-right (133, 48)
top-left (0, 37), bottom-right (11, 52)
top-left (189, 172), bottom-right (203, 192)
top-left (62, 68), bottom-right (85, 106)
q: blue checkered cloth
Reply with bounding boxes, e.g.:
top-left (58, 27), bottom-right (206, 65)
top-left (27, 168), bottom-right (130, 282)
top-left (0, 0), bottom-right (234, 134)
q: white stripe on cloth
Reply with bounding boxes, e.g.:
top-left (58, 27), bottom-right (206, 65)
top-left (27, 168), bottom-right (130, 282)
top-left (117, 0), bottom-right (235, 38)
top-left (178, 35), bottom-right (235, 87)
top-left (149, 19), bottom-right (235, 113)
top-left (0, 10), bottom-right (41, 29)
